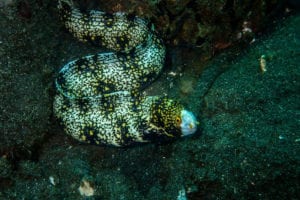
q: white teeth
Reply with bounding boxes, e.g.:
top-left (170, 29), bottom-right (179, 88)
top-left (180, 110), bottom-right (197, 136)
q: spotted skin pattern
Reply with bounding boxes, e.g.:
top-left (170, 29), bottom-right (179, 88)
top-left (54, 0), bottom-right (197, 146)
top-left (58, 0), bottom-right (148, 53)
top-left (55, 33), bottom-right (165, 99)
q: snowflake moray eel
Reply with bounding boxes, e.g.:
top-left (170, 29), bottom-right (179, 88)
top-left (54, 0), bottom-right (198, 147)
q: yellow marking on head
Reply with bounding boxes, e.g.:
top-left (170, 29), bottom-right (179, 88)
top-left (81, 135), bottom-right (86, 141)
top-left (89, 130), bottom-right (94, 136)
top-left (104, 86), bottom-right (110, 91)
top-left (164, 132), bottom-right (174, 137)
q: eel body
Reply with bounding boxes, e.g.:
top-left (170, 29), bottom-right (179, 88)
top-left (54, 0), bottom-right (197, 146)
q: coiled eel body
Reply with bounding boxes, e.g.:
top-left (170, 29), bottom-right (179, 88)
top-left (54, 0), bottom-right (198, 147)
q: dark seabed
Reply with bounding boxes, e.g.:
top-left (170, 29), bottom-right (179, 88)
top-left (0, 0), bottom-right (299, 199)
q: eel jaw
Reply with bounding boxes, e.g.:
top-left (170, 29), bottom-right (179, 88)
top-left (180, 110), bottom-right (198, 136)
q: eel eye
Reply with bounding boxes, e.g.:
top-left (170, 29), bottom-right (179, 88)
top-left (175, 116), bottom-right (181, 125)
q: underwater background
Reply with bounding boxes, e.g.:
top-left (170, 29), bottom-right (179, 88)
top-left (0, 0), bottom-right (299, 199)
